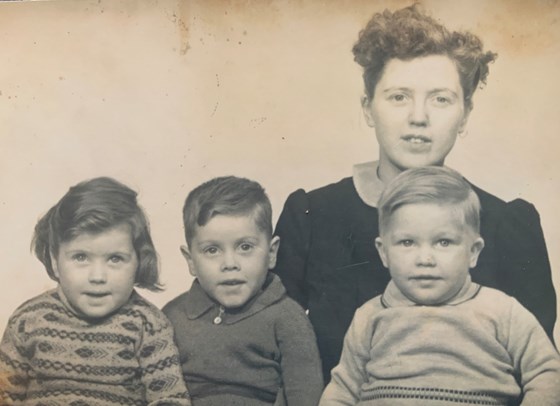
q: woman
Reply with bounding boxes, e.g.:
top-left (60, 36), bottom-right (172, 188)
top-left (273, 4), bottom-right (556, 382)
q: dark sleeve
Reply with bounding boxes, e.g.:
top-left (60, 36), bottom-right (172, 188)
top-left (276, 300), bottom-right (324, 406)
top-left (0, 316), bottom-right (30, 404)
top-left (497, 199), bottom-right (556, 341)
top-left (273, 189), bottom-right (312, 309)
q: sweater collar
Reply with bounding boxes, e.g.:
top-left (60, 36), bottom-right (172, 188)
top-left (352, 161), bottom-right (384, 208)
top-left (184, 273), bottom-right (286, 324)
top-left (381, 274), bottom-right (481, 308)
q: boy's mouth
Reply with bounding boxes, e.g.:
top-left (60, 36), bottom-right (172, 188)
top-left (409, 275), bottom-right (441, 280)
top-left (84, 291), bottom-right (111, 298)
top-left (219, 279), bottom-right (245, 286)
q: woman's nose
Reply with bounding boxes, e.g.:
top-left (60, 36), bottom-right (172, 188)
top-left (88, 262), bottom-right (108, 283)
top-left (409, 100), bottom-right (429, 126)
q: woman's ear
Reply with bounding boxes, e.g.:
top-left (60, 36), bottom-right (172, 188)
top-left (458, 103), bottom-right (473, 134)
top-left (180, 245), bottom-right (197, 277)
top-left (267, 236), bottom-right (281, 270)
top-left (361, 95), bottom-right (376, 128)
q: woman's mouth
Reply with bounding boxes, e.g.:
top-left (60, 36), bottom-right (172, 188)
top-left (402, 134), bottom-right (431, 144)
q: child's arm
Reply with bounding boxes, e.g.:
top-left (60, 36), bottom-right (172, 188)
top-left (275, 299), bottom-right (324, 405)
top-left (319, 305), bottom-right (371, 406)
top-left (0, 318), bottom-right (31, 404)
top-left (137, 311), bottom-right (191, 406)
top-left (507, 299), bottom-right (560, 406)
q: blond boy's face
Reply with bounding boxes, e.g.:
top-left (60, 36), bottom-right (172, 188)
top-left (375, 203), bottom-right (484, 305)
top-left (182, 213), bottom-right (280, 309)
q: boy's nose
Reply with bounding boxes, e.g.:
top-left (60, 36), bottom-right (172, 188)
top-left (88, 262), bottom-right (108, 283)
top-left (221, 251), bottom-right (240, 271)
top-left (416, 247), bottom-right (436, 267)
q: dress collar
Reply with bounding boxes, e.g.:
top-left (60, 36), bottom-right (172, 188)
top-left (381, 274), bottom-right (481, 308)
top-left (183, 273), bottom-right (286, 324)
top-left (352, 161), bottom-right (385, 208)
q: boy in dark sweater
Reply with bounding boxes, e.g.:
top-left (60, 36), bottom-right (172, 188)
top-left (164, 176), bottom-right (323, 406)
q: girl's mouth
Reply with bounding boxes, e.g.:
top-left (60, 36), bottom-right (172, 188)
top-left (402, 134), bottom-right (431, 144)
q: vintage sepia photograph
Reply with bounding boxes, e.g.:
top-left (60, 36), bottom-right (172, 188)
top-left (1, 0), bottom-right (559, 404)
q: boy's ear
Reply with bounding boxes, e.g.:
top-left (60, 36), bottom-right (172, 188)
top-left (180, 245), bottom-right (197, 277)
top-left (374, 237), bottom-right (389, 268)
top-left (267, 236), bottom-right (281, 270)
top-left (469, 237), bottom-right (485, 268)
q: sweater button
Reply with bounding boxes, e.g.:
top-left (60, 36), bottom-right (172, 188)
top-left (213, 316), bottom-right (222, 325)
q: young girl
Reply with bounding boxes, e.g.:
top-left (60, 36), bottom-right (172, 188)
top-left (0, 177), bottom-right (190, 406)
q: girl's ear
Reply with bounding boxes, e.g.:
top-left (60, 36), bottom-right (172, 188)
top-left (50, 252), bottom-right (60, 279)
top-left (267, 236), bottom-right (281, 270)
top-left (180, 245), bottom-right (197, 277)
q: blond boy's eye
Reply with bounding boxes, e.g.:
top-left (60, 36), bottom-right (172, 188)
top-left (204, 247), bottom-right (218, 255)
top-left (400, 240), bottom-right (413, 247)
top-left (438, 239), bottom-right (452, 247)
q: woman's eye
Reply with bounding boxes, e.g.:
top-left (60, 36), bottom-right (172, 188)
top-left (432, 95), bottom-right (452, 106)
top-left (389, 93), bottom-right (407, 103)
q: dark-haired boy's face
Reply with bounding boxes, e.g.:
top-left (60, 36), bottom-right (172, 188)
top-left (362, 55), bottom-right (470, 181)
top-left (182, 214), bottom-right (280, 309)
top-left (375, 203), bottom-right (483, 305)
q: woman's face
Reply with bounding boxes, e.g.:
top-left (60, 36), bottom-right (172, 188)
top-left (363, 55), bottom-right (470, 182)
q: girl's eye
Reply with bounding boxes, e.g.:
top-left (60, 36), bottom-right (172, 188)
top-left (73, 253), bottom-right (87, 262)
top-left (109, 255), bottom-right (124, 263)
top-left (432, 95), bottom-right (452, 106)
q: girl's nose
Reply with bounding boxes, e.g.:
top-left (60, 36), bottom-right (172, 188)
top-left (88, 262), bottom-right (108, 283)
top-left (409, 100), bottom-right (429, 127)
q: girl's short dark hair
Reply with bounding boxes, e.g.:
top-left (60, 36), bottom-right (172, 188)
top-left (182, 176), bottom-right (273, 247)
top-left (32, 177), bottom-right (162, 291)
top-left (353, 4), bottom-right (497, 109)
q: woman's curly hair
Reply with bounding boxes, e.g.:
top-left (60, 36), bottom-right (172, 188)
top-left (353, 4), bottom-right (497, 108)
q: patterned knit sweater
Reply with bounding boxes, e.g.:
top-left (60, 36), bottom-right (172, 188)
top-left (320, 277), bottom-right (560, 406)
top-left (0, 289), bottom-right (190, 406)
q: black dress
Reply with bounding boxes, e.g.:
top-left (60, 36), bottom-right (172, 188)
top-left (273, 173), bottom-right (556, 382)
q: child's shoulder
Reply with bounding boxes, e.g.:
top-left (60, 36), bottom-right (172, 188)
top-left (120, 290), bottom-right (174, 330)
top-left (7, 289), bottom-right (64, 323)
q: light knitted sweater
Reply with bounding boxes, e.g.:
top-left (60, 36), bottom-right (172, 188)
top-left (0, 289), bottom-right (190, 406)
top-left (320, 277), bottom-right (560, 405)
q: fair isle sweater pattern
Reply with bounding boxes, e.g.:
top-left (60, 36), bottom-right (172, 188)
top-left (0, 289), bottom-right (190, 406)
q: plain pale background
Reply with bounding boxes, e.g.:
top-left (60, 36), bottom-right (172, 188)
top-left (1, 0), bottom-right (559, 345)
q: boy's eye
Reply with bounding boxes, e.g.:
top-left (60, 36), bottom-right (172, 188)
top-left (239, 243), bottom-right (254, 252)
top-left (437, 239), bottom-right (452, 247)
top-left (203, 246), bottom-right (219, 255)
top-left (399, 240), bottom-right (414, 247)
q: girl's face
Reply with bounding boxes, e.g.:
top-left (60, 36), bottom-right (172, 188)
top-left (51, 223), bottom-right (138, 320)
top-left (362, 55), bottom-right (470, 182)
